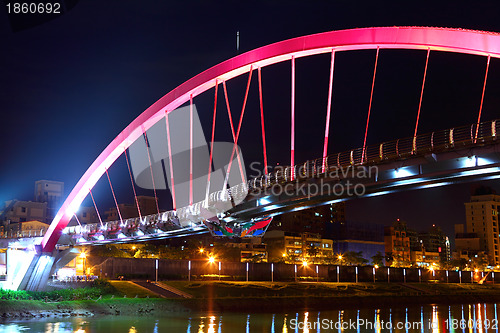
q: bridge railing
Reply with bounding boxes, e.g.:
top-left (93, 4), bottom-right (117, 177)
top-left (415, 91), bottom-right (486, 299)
top-left (246, 119), bottom-right (498, 193)
top-left (58, 118), bottom-right (499, 244)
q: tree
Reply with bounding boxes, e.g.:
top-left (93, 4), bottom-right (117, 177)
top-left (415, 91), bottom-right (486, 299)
top-left (343, 251), bottom-right (368, 266)
top-left (371, 252), bottom-right (385, 267)
top-left (90, 245), bottom-right (131, 258)
top-left (470, 253), bottom-right (489, 271)
top-left (306, 245), bottom-right (320, 261)
top-left (448, 258), bottom-right (468, 270)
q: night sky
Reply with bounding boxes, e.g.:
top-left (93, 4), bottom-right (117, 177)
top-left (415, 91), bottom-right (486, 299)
top-left (2, 1), bottom-right (500, 240)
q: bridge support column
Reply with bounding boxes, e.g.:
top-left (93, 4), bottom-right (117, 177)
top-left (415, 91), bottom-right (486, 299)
top-left (0, 247), bottom-right (79, 291)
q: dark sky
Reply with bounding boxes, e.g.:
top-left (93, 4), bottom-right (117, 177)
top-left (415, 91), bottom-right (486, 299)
top-left (2, 1), bottom-right (500, 240)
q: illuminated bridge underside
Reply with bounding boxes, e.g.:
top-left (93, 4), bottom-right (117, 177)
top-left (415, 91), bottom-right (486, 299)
top-left (62, 119), bottom-right (500, 246)
top-left (43, 26), bottom-right (500, 253)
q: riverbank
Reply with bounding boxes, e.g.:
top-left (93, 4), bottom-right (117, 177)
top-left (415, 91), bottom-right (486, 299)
top-left (3, 281), bottom-right (500, 318)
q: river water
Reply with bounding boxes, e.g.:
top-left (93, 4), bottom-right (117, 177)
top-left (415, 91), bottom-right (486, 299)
top-left (1, 303), bottom-right (499, 332)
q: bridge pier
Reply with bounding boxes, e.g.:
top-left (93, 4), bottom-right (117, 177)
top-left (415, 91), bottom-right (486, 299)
top-left (0, 240), bottom-right (79, 291)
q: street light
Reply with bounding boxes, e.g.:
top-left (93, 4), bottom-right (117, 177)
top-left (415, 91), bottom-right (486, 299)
top-left (208, 256), bottom-right (215, 264)
top-left (79, 252), bottom-right (87, 278)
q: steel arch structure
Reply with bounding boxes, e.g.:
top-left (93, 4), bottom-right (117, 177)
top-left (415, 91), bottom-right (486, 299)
top-left (42, 26), bottom-right (500, 252)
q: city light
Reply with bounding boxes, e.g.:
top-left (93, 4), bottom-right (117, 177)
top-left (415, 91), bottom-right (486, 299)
top-left (282, 253), bottom-right (287, 257)
top-left (199, 248), bottom-right (205, 254)
top-left (79, 252), bottom-right (87, 259)
top-left (302, 261), bottom-right (308, 267)
top-left (374, 264), bottom-right (379, 269)
top-left (337, 255), bottom-right (343, 260)
top-left (208, 256), bottom-right (215, 264)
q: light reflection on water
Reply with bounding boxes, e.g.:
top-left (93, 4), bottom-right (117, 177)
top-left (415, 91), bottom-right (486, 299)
top-left (2, 303), bottom-right (500, 332)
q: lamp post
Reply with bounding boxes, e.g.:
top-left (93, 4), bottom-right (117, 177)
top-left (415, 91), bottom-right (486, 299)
top-left (355, 266), bottom-right (358, 283)
top-left (373, 265), bottom-right (378, 283)
top-left (155, 259), bottom-right (158, 282)
top-left (79, 252), bottom-right (87, 280)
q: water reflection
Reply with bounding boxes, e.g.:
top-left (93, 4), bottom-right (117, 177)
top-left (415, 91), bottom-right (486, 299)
top-left (2, 303), bottom-right (500, 332)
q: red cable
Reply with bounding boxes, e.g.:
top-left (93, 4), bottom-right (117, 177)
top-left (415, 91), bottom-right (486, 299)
top-left (205, 80), bottom-right (218, 203)
top-left (322, 49), bottom-right (335, 171)
top-left (475, 55), bottom-right (491, 143)
top-left (223, 68), bottom-right (253, 190)
top-left (165, 112), bottom-right (177, 210)
top-left (413, 48), bottom-right (430, 150)
top-left (258, 68), bottom-right (268, 175)
top-left (143, 129), bottom-right (160, 215)
top-left (291, 56), bottom-right (295, 179)
top-left (189, 94), bottom-right (194, 205)
top-left (124, 148), bottom-right (142, 220)
top-left (105, 168), bottom-right (123, 223)
top-left (362, 47), bottom-right (380, 163)
top-left (89, 189), bottom-right (103, 227)
top-left (222, 80), bottom-right (247, 185)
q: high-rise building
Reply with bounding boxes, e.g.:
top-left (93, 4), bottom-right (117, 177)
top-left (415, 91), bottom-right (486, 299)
top-left (34, 180), bottom-right (64, 220)
top-left (105, 196), bottom-right (158, 221)
top-left (330, 221), bottom-right (385, 263)
top-left (384, 219), bottom-right (411, 266)
top-left (464, 193), bottom-right (500, 265)
top-left (419, 225), bottom-right (451, 262)
top-left (268, 202), bottom-right (345, 237)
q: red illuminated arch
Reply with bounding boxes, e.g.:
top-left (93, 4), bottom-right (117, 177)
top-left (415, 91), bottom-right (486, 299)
top-left (42, 26), bottom-right (500, 252)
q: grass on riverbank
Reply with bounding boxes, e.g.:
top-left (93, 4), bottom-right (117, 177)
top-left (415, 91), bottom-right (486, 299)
top-left (164, 281), bottom-right (409, 298)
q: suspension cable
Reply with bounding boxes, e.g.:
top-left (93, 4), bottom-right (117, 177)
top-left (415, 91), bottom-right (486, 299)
top-left (222, 79), bottom-right (247, 185)
top-left (413, 48), bottom-right (430, 151)
top-left (205, 80), bottom-right (218, 204)
top-left (124, 147), bottom-right (142, 220)
top-left (89, 189), bottom-right (103, 227)
top-left (222, 67), bottom-right (253, 191)
top-left (105, 168), bottom-right (123, 223)
top-left (72, 213), bottom-right (82, 228)
top-left (291, 56), bottom-right (295, 179)
top-left (143, 129), bottom-right (160, 215)
top-left (258, 67), bottom-right (268, 175)
top-left (362, 47), bottom-right (380, 162)
top-left (189, 94), bottom-right (194, 205)
top-left (322, 49), bottom-right (335, 172)
top-left (475, 54), bottom-right (491, 143)
top-left (165, 111), bottom-right (177, 211)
